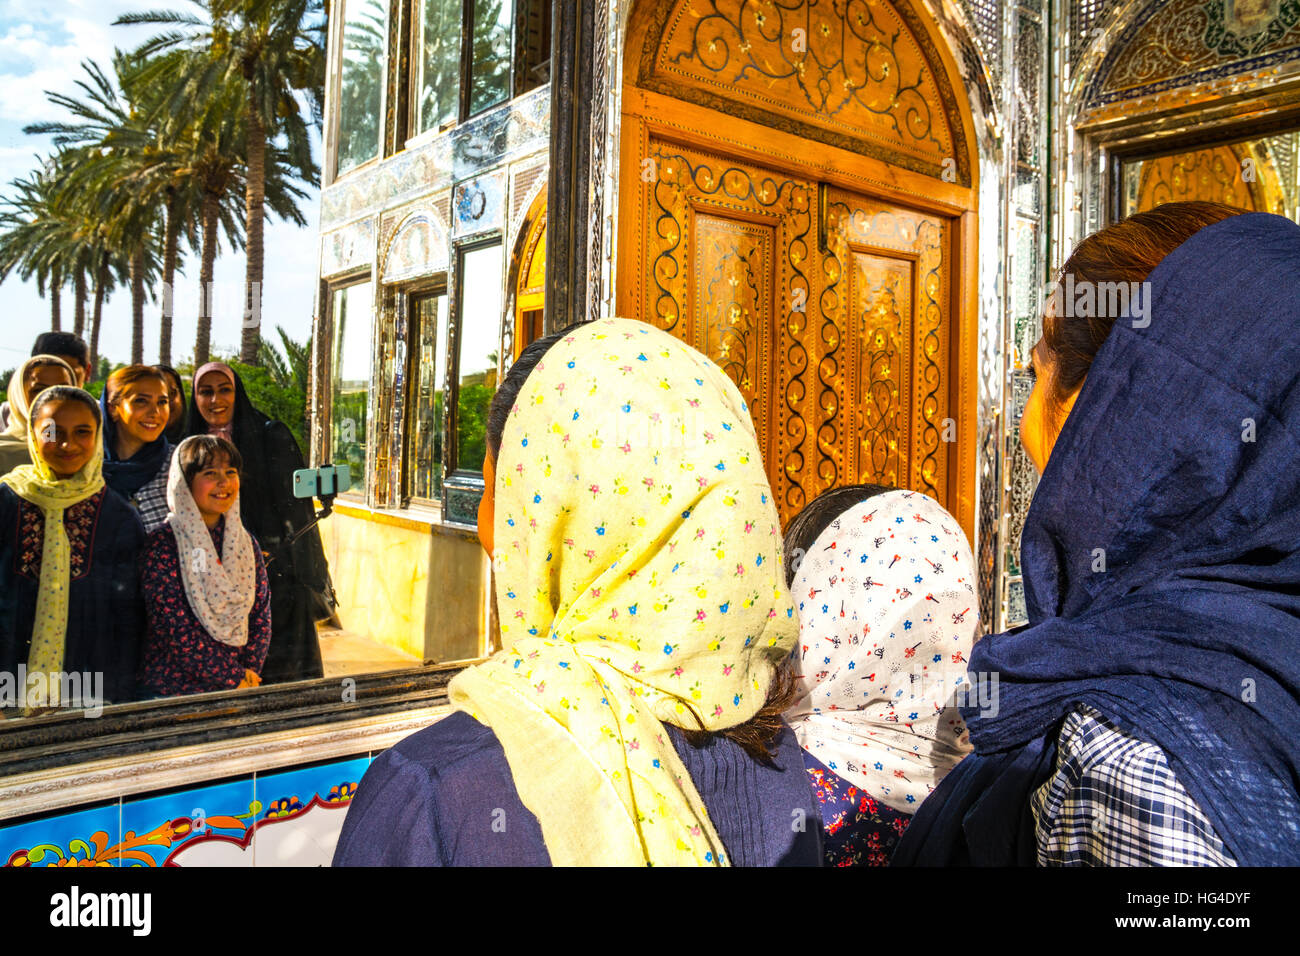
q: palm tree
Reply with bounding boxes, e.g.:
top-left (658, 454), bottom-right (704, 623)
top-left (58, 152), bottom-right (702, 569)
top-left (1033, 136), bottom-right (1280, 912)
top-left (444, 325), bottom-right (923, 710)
top-left (87, 246), bottom-right (118, 374)
top-left (0, 152), bottom-right (106, 339)
top-left (26, 56), bottom-right (167, 364)
top-left (178, 73), bottom-right (248, 367)
top-left (126, 53), bottom-right (246, 366)
top-left (129, 55), bottom-right (311, 366)
top-left (259, 323), bottom-right (310, 392)
top-left (117, 0), bottom-right (325, 365)
top-left (0, 162), bottom-right (68, 331)
top-left (67, 150), bottom-right (165, 365)
top-left (117, 60), bottom-right (205, 367)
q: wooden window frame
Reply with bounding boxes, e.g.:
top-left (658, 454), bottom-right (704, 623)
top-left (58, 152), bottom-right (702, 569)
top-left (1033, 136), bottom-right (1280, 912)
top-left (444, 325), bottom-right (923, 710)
top-left (405, 0), bottom-right (551, 142)
top-left (400, 280), bottom-right (451, 509)
top-left (329, 0), bottom-right (392, 182)
top-left (439, 236), bottom-right (503, 524)
top-left (326, 273), bottom-right (378, 503)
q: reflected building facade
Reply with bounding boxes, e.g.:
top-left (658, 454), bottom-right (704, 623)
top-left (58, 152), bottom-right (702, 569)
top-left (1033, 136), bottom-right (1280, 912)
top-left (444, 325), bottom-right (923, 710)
top-left (309, 0), bottom-right (1300, 653)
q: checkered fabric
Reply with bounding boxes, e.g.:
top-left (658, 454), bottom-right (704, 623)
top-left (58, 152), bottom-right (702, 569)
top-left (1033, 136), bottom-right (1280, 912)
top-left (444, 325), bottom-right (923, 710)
top-left (1032, 705), bottom-right (1237, 867)
top-left (129, 445), bottom-right (174, 534)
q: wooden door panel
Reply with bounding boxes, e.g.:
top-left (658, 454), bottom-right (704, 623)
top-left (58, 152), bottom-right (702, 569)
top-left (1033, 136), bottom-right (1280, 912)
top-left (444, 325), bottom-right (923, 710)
top-left (632, 136), bottom-right (952, 526)
top-left (847, 250), bottom-right (913, 490)
top-left (643, 136), bottom-right (812, 509)
top-left (827, 192), bottom-right (949, 501)
top-left (692, 214), bottom-right (775, 467)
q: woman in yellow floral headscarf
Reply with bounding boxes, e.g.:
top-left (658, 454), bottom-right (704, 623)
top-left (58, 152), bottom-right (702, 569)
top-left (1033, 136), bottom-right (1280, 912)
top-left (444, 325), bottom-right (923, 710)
top-left (0, 386), bottom-right (147, 714)
top-left (0, 355), bottom-right (78, 477)
top-left (335, 319), bottom-right (819, 867)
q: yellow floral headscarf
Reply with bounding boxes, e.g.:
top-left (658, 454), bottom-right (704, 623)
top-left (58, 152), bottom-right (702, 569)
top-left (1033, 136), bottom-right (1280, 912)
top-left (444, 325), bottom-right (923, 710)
top-left (0, 355), bottom-right (78, 475)
top-left (449, 318), bottom-right (797, 866)
top-left (0, 387), bottom-right (105, 709)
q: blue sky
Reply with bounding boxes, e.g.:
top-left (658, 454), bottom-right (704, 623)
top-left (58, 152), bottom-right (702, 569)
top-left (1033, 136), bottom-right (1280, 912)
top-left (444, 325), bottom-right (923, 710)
top-left (0, 0), bottom-right (320, 372)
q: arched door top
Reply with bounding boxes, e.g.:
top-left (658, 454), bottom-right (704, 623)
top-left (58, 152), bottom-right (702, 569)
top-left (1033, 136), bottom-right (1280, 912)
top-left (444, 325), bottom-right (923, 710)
top-left (627, 0), bottom-right (972, 186)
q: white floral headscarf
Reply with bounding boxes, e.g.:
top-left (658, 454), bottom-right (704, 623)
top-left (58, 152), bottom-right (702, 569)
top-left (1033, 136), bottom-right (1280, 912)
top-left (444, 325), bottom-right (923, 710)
top-left (785, 490), bottom-right (978, 813)
top-left (165, 436), bottom-right (257, 647)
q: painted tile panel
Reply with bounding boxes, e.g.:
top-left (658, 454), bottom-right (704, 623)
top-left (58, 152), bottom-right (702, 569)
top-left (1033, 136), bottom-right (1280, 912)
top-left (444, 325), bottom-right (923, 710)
top-left (120, 777), bottom-right (257, 868)
top-left (1, 754), bottom-right (373, 868)
top-left (0, 801), bottom-right (120, 868)
top-left (251, 757), bottom-right (370, 867)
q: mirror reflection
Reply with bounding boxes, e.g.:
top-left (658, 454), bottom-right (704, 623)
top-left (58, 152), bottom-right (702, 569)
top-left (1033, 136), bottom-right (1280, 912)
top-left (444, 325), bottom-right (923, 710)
top-left (1, 339), bottom-right (345, 720)
top-left (1122, 129), bottom-right (1300, 223)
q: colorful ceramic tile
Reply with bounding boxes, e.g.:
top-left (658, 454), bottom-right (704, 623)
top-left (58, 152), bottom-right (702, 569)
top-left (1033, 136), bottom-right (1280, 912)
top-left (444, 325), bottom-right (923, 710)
top-left (0, 801), bottom-right (120, 868)
top-left (320, 86), bottom-right (548, 230)
top-left (120, 777), bottom-right (256, 868)
top-left (381, 209), bottom-right (451, 282)
top-left (321, 217), bottom-right (376, 277)
top-left (453, 169), bottom-right (507, 237)
top-left (248, 757), bottom-right (370, 866)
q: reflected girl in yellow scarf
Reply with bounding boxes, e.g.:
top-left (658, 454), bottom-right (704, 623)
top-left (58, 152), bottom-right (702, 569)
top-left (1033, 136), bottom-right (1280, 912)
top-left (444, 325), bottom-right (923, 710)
top-left (0, 355), bottom-right (78, 477)
top-left (0, 386), bottom-right (146, 712)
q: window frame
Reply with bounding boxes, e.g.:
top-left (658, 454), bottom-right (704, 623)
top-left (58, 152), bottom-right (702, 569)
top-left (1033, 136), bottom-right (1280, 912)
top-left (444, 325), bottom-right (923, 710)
top-left (0, 668), bottom-right (458, 779)
top-left (407, 0), bottom-right (544, 144)
top-left (1105, 109), bottom-right (1300, 225)
top-left (464, 0), bottom-right (516, 120)
top-left (330, 0), bottom-right (392, 182)
top-left (326, 272), bottom-right (378, 502)
top-left (438, 235), bottom-right (504, 524)
top-left (401, 279), bottom-right (452, 509)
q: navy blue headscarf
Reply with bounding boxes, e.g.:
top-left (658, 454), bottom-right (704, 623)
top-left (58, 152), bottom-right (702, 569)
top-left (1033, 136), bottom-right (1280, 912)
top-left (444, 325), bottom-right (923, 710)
top-left (100, 381), bottom-right (171, 498)
top-left (894, 212), bottom-right (1300, 866)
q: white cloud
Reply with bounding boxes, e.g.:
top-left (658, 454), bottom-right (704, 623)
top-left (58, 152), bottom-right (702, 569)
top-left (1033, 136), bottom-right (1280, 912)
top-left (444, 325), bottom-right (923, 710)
top-left (0, 142), bottom-right (45, 186)
top-left (0, 15), bottom-right (109, 124)
top-left (0, 4), bottom-right (322, 370)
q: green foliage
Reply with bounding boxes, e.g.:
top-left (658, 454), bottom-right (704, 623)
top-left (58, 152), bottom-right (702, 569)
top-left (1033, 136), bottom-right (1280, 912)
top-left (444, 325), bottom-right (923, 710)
top-left (457, 382), bottom-right (493, 474)
top-left (225, 326), bottom-right (310, 454)
top-left (258, 325), bottom-right (310, 394)
top-left (83, 358), bottom-right (123, 398)
top-left (331, 387), bottom-right (368, 487)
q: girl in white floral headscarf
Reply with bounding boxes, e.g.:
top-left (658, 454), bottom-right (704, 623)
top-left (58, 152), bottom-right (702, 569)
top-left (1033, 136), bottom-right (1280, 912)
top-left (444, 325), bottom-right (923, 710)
top-left (784, 486), bottom-right (978, 865)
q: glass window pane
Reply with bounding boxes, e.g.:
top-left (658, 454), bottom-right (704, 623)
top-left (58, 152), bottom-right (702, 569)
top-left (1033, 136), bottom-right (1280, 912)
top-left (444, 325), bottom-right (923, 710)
top-left (417, 0), bottom-right (461, 134)
top-left (469, 0), bottom-right (512, 116)
top-left (456, 244), bottom-right (502, 473)
top-left (408, 291), bottom-right (450, 500)
top-left (332, 282), bottom-right (374, 491)
top-left (337, 0), bottom-right (388, 174)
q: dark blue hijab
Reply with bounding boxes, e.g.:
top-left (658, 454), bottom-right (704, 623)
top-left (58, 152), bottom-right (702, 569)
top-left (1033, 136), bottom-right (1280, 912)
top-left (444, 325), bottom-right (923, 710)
top-left (100, 381), bottom-right (171, 498)
top-left (894, 212), bottom-right (1300, 866)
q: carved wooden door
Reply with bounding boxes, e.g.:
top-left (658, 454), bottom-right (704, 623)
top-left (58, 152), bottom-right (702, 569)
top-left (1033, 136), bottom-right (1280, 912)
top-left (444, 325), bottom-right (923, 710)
top-left (618, 0), bottom-right (978, 535)
top-left (629, 135), bottom-right (953, 526)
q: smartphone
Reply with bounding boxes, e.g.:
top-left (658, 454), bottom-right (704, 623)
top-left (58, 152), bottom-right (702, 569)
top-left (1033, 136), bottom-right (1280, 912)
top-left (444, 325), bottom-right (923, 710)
top-left (292, 465), bottom-right (353, 499)
top-left (292, 468), bottom-right (319, 499)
